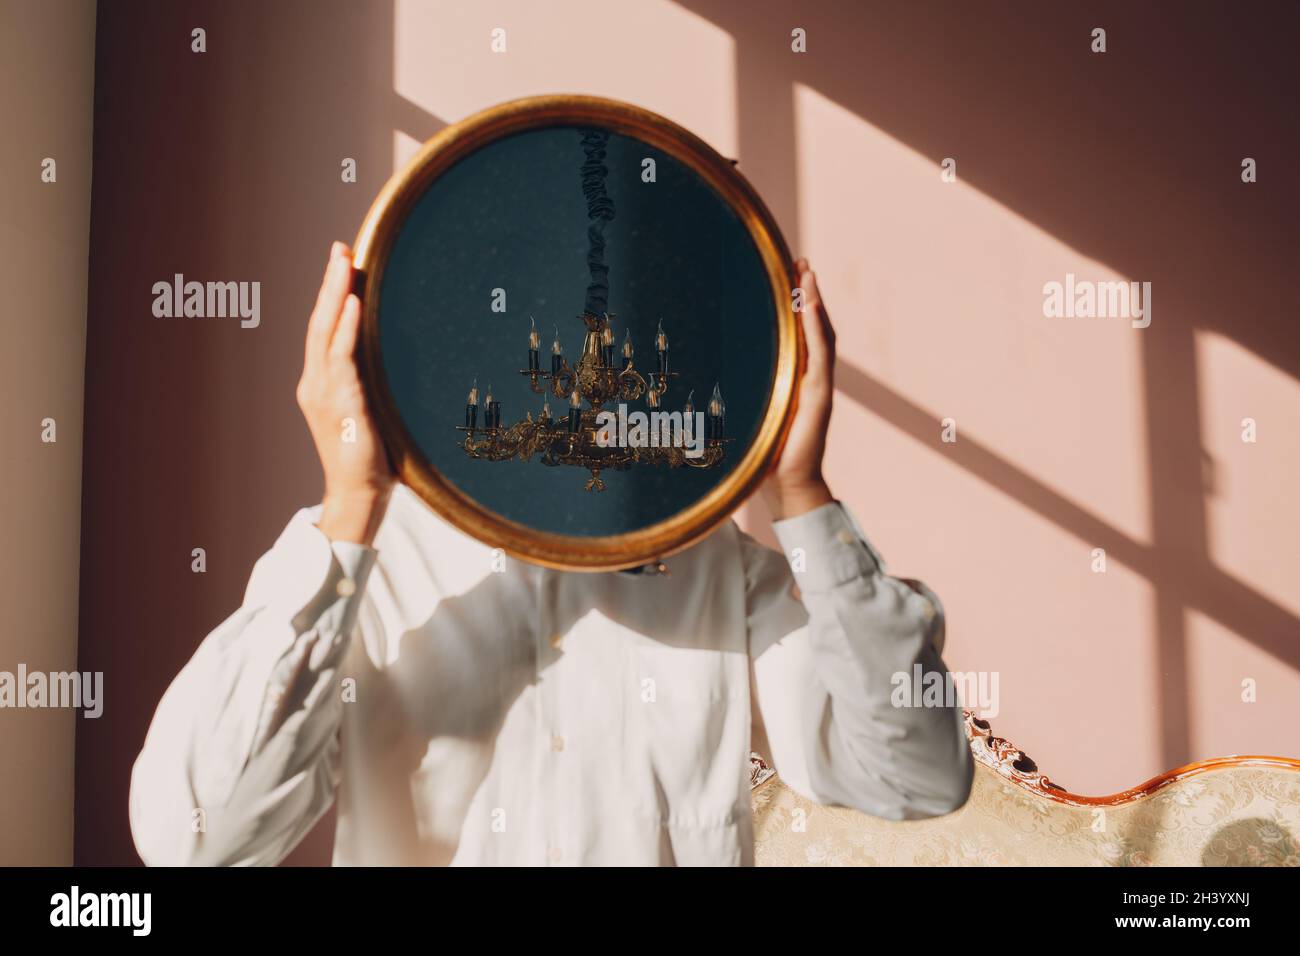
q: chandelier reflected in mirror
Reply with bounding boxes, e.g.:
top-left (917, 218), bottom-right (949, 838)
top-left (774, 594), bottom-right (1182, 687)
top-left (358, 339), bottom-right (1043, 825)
top-left (456, 309), bottom-right (728, 492)
top-left (454, 129), bottom-right (729, 492)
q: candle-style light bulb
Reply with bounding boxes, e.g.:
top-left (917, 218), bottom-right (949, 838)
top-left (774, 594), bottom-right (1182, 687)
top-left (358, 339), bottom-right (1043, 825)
top-left (551, 326), bottom-right (562, 354)
top-left (528, 316), bottom-right (541, 371)
top-left (683, 388), bottom-right (694, 417)
top-left (601, 317), bottom-right (615, 366)
top-left (600, 319), bottom-right (616, 369)
top-left (567, 388), bottom-right (582, 433)
top-left (622, 328), bottom-right (634, 369)
top-left (542, 398), bottom-right (551, 420)
top-left (656, 318), bottom-right (669, 376)
top-left (646, 374), bottom-right (660, 409)
top-left (484, 383), bottom-right (498, 430)
top-left (550, 326), bottom-right (563, 376)
top-left (465, 377), bottom-right (479, 430)
top-left (708, 382), bottom-right (725, 440)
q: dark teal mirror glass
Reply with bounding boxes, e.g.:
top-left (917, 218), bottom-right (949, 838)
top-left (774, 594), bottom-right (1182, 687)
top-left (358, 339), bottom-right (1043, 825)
top-left (377, 124), bottom-right (777, 537)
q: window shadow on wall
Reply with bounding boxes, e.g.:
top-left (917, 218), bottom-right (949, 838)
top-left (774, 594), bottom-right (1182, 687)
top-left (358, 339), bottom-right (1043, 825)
top-left (676, 0), bottom-right (1300, 776)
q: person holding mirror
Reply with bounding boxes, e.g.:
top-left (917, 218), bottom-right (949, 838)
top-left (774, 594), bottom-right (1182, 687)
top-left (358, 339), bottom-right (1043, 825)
top-left (128, 242), bottom-right (973, 866)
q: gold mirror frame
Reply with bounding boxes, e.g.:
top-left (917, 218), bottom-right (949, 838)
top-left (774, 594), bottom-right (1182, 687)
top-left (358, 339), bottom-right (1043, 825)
top-left (352, 95), bottom-right (802, 571)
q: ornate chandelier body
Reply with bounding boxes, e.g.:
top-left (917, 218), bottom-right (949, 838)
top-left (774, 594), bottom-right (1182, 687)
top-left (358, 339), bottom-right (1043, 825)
top-left (454, 130), bottom-right (728, 492)
top-left (456, 310), bottom-right (727, 492)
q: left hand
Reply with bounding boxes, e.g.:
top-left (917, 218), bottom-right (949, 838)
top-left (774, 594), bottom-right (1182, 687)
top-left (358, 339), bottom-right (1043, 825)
top-left (762, 258), bottom-right (837, 520)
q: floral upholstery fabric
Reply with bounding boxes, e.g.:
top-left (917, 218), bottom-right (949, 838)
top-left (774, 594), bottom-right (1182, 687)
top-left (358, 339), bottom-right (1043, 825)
top-left (752, 762), bottom-right (1300, 866)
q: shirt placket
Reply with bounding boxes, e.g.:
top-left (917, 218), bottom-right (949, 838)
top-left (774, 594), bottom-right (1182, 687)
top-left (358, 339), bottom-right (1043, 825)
top-left (536, 569), bottom-right (567, 865)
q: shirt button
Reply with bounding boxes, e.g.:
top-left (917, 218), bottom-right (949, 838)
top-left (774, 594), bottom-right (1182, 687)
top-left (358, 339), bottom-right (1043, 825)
top-left (549, 633), bottom-right (564, 650)
top-left (336, 577), bottom-right (356, 597)
top-left (548, 847), bottom-right (563, 864)
top-left (550, 735), bottom-right (565, 752)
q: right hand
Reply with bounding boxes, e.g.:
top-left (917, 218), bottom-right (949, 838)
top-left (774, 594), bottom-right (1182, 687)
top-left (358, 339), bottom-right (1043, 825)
top-left (297, 241), bottom-right (395, 545)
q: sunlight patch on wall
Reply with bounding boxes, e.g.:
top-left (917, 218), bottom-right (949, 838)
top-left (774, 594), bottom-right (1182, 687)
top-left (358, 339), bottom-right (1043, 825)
top-left (1185, 609), bottom-right (1300, 762)
top-left (1195, 331), bottom-right (1300, 619)
top-left (394, 129), bottom-right (422, 174)
top-left (792, 83), bottom-right (1151, 548)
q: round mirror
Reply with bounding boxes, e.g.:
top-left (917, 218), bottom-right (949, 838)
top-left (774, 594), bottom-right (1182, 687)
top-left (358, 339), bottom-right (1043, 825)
top-left (353, 95), bottom-right (800, 571)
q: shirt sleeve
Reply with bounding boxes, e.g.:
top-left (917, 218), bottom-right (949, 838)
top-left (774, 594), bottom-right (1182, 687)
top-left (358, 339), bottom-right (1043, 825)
top-left (129, 506), bottom-right (377, 866)
top-left (746, 502), bottom-right (973, 820)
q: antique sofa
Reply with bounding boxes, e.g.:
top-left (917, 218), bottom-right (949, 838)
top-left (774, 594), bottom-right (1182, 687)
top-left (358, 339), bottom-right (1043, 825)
top-left (750, 712), bottom-right (1300, 866)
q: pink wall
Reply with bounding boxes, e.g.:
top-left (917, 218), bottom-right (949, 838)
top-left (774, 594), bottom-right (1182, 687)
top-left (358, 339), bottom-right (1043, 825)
top-left (76, 0), bottom-right (1299, 865)
top-left (387, 0), bottom-right (1300, 794)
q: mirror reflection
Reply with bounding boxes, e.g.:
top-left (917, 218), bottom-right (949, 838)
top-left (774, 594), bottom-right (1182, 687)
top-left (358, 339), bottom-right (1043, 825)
top-left (378, 125), bottom-right (777, 537)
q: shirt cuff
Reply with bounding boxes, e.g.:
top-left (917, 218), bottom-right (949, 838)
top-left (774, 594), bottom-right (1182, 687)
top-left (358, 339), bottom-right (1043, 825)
top-left (243, 507), bottom-right (377, 630)
top-left (771, 501), bottom-right (886, 593)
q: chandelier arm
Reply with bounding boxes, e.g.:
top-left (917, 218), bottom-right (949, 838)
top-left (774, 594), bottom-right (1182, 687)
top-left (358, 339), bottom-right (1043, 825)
top-left (617, 368), bottom-right (647, 402)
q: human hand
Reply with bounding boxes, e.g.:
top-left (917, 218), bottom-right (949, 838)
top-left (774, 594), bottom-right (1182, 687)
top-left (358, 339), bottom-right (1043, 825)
top-left (296, 241), bottom-right (394, 544)
top-left (762, 259), bottom-right (836, 521)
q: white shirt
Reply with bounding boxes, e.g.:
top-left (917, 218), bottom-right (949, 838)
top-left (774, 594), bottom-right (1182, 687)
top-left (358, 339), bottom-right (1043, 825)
top-left (130, 484), bottom-right (972, 866)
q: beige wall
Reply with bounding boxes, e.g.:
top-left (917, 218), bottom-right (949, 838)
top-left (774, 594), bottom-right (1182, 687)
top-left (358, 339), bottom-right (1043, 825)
top-left (0, 0), bottom-right (96, 864)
